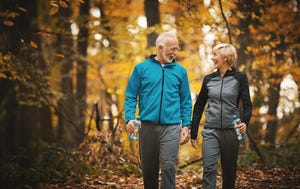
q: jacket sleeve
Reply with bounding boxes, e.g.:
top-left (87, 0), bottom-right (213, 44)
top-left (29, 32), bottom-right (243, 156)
top-left (124, 66), bottom-right (141, 124)
top-left (190, 76), bottom-right (209, 139)
top-left (239, 73), bottom-right (252, 126)
top-left (180, 69), bottom-right (192, 127)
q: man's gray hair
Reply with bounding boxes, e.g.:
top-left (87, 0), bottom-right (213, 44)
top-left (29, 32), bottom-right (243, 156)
top-left (155, 32), bottom-right (178, 48)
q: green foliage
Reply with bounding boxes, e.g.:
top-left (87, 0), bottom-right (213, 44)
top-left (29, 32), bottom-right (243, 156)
top-left (37, 143), bottom-right (93, 179)
top-left (0, 142), bottom-right (93, 188)
top-left (238, 141), bottom-right (300, 168)
top-left (0, 136), bottom-right (143, 188)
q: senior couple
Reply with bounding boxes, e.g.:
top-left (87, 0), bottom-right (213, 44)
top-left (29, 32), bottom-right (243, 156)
top-left (124, 32), bottom-right (252, 189)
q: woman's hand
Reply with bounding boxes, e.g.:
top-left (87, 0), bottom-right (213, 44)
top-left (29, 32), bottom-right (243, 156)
top-left (237, 123), bottom-right (247, 133)
top-left (191, 138), bottom-right (198, 149)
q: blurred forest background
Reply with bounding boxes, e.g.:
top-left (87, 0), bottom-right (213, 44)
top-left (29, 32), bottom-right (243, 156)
top-left (0, 0), bottom-right (299, 188)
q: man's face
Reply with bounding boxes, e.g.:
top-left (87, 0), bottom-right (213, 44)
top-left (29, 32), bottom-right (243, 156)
top-left (161, 39), bottom-right (179, 63)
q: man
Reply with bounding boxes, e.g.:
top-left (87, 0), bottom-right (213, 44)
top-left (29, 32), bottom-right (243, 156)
top-left (124, 32), bottom-right (192, 189)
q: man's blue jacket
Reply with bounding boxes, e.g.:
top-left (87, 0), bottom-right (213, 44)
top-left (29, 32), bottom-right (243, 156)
top-left (124, 55), bottom-right (192, 127)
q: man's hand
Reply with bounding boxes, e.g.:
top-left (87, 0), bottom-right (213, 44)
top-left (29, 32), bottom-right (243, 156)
top-left (180, 126), bottom-right (190, 145)
top-left (191, 139), bottom-right (198, 149)
top-left (125, 120), bottom-right (135, 134)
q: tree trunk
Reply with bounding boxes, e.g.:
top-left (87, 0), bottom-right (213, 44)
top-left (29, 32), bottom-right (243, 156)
top-left (0, 80), bottom-right (18, 163)
top-left (36, 0), bottom-right (55, 144)
top-left (265, 34), bottom-right (289, 147)
top-left (39, 105), bottom-right (54, 143)
top-left (235, 0), bottom-right (256, 71)
top-left (234, 0), bottom-right (258, 149)
top-left (76, 0), bottom-right (90, 141)
top-left (17, 0), bottom-right (54, 148)
top-left (265, 75), bottom-right (280, 146)
top-left (0, 0), bottom-right (18, 160)
top-left (144, 0), bottom-right (160, 48)
top-left (56, 4), bottom-right (80, 149)
top-left (0, 0), bottom-right (53, 163)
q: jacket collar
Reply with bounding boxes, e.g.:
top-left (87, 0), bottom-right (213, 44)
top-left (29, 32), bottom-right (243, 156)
top-left (216, 66), bottom-right (237, 77)
top-left (149, 54), bottom-right (176, 67)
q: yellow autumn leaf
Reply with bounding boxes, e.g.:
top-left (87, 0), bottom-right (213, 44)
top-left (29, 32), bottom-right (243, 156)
top-left (77, 0), bottom-right (85, 4)
top-left (49, 6), bottom-right (59, 15)
top-left (115, 88), bottom-right (123, 95)
top-left (107, 88), bottom-right (114, 94)
top-left (50, 0), bottom-right (58, 7)
top-left (30, 41), bottom-right (38, 48)
top-left (3, 54), bottom-right (11, 61)
top-left (17, 6), bottom-right (28, 13)
top-left (59, 0), bottom-right (69, 8)
top-left (3, 20), bottom-right (14, 27)
top-left (0, 73), bottom-right (7, 79)
top-left (56, 53), bottom-right (64, 58)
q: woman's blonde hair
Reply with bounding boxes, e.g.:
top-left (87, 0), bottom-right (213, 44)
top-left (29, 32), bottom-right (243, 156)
top-left (213, 43), bottom-right (237, 66)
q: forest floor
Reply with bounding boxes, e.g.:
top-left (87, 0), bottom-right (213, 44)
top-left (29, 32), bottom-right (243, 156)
top-left (39, 166), bottom-right (300, 189)
top-left (34, 133), bottom-right (300, 189)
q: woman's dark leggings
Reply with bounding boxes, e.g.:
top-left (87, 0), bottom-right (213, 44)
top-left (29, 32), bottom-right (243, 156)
top-left (201, 128), bottom-right (240, 189)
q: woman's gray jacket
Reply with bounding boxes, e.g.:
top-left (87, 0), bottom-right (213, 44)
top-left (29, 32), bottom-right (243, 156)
top-left (190, 67), bottom-right (252, 139)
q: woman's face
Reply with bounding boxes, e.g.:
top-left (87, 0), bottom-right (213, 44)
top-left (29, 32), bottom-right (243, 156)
top-left (211, 49), bottom-right (225, 69)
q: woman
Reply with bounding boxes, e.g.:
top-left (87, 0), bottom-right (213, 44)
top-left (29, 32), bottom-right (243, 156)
top-left (190, 43), bottom-right (252, 189)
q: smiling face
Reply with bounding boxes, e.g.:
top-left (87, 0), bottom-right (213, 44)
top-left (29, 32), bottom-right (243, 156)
top-left (211, 48), bottom-right (226, 70)
top-left (161, 39), bottom-right (179, 63)
top-left (155, 32), bottom-right (179, 64)
top-left (211, 43), bottom-right (237, 70)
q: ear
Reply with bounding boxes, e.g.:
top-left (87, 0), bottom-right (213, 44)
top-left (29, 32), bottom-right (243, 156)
top-left (158, 45), bottom-right (163, 53)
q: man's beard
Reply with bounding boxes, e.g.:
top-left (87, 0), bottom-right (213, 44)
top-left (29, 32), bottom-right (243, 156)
top-left (162, 49), bottom-right (176, 63)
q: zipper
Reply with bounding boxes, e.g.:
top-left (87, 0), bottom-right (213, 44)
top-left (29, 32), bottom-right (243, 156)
top-left (158, 66), bottom-right (165, 124)
top-left (220, 77), bottom-right (224, 128)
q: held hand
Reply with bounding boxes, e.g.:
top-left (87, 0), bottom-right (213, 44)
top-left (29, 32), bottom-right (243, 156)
top-left (180, 126), bottom-right (190, 145)
top-left (125, 120), bottom-right (135, 134)
top-left (237, 123), bottom-right (247, 134)
top-left (191, 139), bottom-right (198, 149)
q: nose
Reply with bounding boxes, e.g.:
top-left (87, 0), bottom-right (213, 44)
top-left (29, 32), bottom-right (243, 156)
top-left (173, 49), bottom-right (178, 55)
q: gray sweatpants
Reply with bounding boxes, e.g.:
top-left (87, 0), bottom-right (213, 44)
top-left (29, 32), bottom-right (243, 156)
top-left (201, 128), bottom-right (239, 189)
top-left (139, 122), bottom-right (181, 189)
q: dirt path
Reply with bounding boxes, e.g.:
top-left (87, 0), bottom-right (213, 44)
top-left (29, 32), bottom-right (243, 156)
top-left (39, 166), bottom-right (300, 189)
